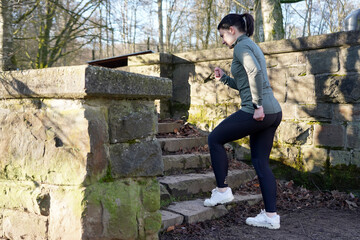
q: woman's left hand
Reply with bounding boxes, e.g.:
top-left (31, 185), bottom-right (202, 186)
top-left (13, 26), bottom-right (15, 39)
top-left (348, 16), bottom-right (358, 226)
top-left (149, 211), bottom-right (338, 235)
top-left (253, 107), bottom-right (265, 121)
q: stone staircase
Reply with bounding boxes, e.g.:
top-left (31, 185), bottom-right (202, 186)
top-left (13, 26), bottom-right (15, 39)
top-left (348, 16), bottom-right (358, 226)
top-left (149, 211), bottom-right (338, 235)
top-left (157, 120), bottom-right (262, 231)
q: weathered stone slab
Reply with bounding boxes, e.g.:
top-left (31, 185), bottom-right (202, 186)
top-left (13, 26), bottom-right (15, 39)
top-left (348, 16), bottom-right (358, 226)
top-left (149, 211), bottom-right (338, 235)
top-left (306, 48), bottom-right (339, 75)
top-left (0, 181), bottom-right (46, 215)
top-left (2, 210), bottom-right (48, 240)
top-left (158, 136), bottom-right (208, 152)
top-left (352, 151), bottom-right (360, 167)
top-left (296, 104), bottom-right (333, 121)
top-left (166, 199), bottom-right (228, 224)
top-left (108, 100), bottom-right (157, 143)
top-left (301, 147), bottom-right (328, 172)
top-left (83, 178), bottom-right (160, 240)
top-left (0, 99), bottom-right (90, 185)
top-left (315, 73), bottom-right (360, 103)
top-left (163, 153), bottom-right (211, 174)
top-left (232, 194), bottom-right (263, 205)
top-left (48, 186), bottom-right (84, 240)
top-left (313, 124), bottom-right (344, 147)
top-left (158, 122), bottom-right (183, 134)
top-left (158, 169), bottom-right (255, 198)
top-left (341, 45), bottom-right (360, 72)
top-left (271, 147), bottom-right (300, 166)
top-left (260, 31), bottom-right (360, 54)
top-left (0, 65), bottom-right (172, 99)
top-left (279, 103), bottom-right (296, 119)
top-left (334, 104), bottom-right (360, 122)
top-left (346, 123), bottom-right (360, 149)
top-left (160, 210), bottom-right (184, 231)
top-left (109, 139), bottom-right (163, 177)
top-left (329, 150), bottom-right (352, 166)
top-left (287, 75), bottom-right (316, 103)
top-left (278, 122), bottom-right (312, 145)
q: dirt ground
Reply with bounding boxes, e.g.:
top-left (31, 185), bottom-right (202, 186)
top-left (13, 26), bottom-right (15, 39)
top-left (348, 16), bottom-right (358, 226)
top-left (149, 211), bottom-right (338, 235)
top-left (160, 207), bottom-right (360, 240)
top-left (160, 179), bottom-right (360, 240)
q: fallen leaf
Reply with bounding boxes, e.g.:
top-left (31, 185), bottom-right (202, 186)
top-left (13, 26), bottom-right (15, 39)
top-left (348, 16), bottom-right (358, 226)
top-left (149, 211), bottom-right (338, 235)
top-left (166, 226), bottom-right (175, 232)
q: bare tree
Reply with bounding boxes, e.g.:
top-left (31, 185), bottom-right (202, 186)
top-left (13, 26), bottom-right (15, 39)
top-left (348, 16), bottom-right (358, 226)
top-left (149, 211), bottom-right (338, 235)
top-left (261, 0), bottom-right (285, 41)
top-left (158, 0), bottom-right (164, 52)
top-left (0, 0), bottom-right (16, 70)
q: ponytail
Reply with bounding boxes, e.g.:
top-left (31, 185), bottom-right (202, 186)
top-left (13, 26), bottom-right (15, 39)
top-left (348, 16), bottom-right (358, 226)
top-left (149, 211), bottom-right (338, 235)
top-left (217, 13), bottom-right (254, 37)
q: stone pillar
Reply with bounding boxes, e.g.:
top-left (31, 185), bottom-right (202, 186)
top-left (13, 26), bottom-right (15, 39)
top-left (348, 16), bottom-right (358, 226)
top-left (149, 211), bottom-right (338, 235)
top-left (0, 65), bottom-right (172, 239)
top-left (0, 0), bottom-right (15, 70)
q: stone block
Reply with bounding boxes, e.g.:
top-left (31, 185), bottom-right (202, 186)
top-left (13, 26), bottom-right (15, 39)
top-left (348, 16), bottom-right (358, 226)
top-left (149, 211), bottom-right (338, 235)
top-left (109, 101), bottom-right (157, 143)
top-left (0, 99), bottom-right (89, 185)
top-left (48, 186), bottom-right (84, 240)
top-left (83, 179), bottom-right (161, 240)
top-left (109, 139), bottom-right (163, 177)
top-left (315, 73), bottom-right (360, 104)
top-left (160, 210), bottom-right (184, 231)
top-left (266, 52), bottom-right (306, 68)
top-left (0, 65), bottom-right (172, 100)
top-left (352, 151), bottom-right (360, 167)
top-left (296, 104), bottom-right (332, 121)
top-left (84, 103), bottom-right (110, 180)
top-left (341, 45), bottom-right (360, 72)
top-left (329, 150), bottom-right (352, 166)
top-left (2, 210), bottom-right (48, 240)
top-left (163, 154), bottom-right (211, 173)
top-left (278, 122), bottom-right (312, 145)
top-left (279, 103), bottom-right (296, 119)
top-left (158, 122), bottom-right (183, 134)
top-left (128, 52), bottom-right (173, 66)
top-left (0, 181), bottom-right (50, 215)
top-left (287, 75), bottom-right (316, 103)
top-left (271, 147), bottom-right (300, 167)
top-left (301, 147), bottom-right (328, 172)
top-left (158, 137), bottom-right (208, 153)
top-left (165, 199), bottom-right (228, 224)
top-left (333, 104), bottom-right (360, 122)
top-left (306, 48), bottom-right (339, 75)
top-left (267, 68), bottom-right (287, 102)
top-left (313, 124), bottom-right (344, 147)
top-left (346, 123), bottom-right (360, 149)
top-left (172, 63), bottom-right (192, 105)
top-left (260, 31), bottom-right (360, 55)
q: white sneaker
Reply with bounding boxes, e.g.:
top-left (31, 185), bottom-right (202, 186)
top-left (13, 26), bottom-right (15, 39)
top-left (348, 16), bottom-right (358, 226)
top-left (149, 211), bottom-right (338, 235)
top-left (204, 188), bottom-right (234, 207)
top-left (245, 210), bottom-right (280, 229)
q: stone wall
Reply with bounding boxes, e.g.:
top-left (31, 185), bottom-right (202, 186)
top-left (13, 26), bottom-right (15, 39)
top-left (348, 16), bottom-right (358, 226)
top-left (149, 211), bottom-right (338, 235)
top-left (127, 31), bottom-right (360, 174)
top-left (0, 65), bottom-right (172, 239)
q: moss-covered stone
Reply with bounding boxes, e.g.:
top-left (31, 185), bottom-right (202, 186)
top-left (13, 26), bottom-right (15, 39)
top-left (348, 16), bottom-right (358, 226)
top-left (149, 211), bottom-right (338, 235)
top-left (84, 178), bottom-right (161, 239)
top-left (141, 178), bottom-right (160, 212)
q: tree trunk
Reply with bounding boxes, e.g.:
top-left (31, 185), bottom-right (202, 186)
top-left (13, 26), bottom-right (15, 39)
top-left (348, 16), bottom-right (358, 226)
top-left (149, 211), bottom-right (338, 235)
top-left (157, 0), bottom-right (164, 52)
top-left (254, 0), bottom-right (264, 42)
top-left (0, 0), bottom-right (16, 70)
top-left (261, 0), bottom-right (285, 41)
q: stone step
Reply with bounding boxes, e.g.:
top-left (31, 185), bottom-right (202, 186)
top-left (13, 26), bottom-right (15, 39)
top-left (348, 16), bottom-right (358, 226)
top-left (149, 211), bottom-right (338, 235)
top-left (158, 136), bottom-right (208, 153)
top-left (160, 194), bottom-right (262, 231)
top-left (158, 122), bottom-right (183, 134)
top-left (159, 169), bottom-right (256, 199)
top-left (163, 153), bottom-right (211, 175)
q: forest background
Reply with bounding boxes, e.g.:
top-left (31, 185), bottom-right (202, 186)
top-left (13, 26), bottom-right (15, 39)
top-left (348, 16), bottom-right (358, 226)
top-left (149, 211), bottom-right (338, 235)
top-left (3, 0), bottom-right (360, 70)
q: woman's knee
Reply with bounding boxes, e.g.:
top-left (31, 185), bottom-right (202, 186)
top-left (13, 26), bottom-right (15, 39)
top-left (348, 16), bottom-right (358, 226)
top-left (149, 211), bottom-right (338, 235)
top-left (208, 131), bottom-right (220, 148)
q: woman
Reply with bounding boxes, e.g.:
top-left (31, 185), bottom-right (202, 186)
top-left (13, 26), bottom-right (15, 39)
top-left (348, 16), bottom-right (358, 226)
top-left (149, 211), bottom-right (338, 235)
top-left (203, 13), bottom-right (282, 230)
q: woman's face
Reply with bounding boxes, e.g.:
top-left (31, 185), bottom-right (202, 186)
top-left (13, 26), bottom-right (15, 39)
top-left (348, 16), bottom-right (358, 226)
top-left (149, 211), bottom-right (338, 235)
top-left (219, 27), bottom-right (237, 49)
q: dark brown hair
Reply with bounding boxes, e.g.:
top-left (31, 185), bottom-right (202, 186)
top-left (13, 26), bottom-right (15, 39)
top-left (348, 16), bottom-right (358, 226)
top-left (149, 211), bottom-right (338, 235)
top-left (217, 13), bottom-right (254, 37)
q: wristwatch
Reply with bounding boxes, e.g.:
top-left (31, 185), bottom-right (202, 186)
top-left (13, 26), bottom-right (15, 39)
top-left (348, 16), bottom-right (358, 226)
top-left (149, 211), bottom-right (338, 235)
top-left (253, 103), bottom-right (262, 109)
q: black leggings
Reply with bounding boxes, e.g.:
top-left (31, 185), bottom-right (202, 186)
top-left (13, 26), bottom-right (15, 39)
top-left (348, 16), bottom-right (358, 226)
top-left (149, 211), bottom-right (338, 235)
top-left (208, 110), bottom-right (282, 212)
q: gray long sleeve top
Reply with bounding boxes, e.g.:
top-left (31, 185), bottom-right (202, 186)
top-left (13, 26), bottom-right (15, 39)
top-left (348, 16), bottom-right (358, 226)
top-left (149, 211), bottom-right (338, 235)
top-left (220, 35), bottom-right (281, 114)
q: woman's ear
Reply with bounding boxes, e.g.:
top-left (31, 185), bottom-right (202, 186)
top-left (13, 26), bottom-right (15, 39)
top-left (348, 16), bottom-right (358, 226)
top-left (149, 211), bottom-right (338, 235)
top-left (229, 26), bottom-right (236, 35)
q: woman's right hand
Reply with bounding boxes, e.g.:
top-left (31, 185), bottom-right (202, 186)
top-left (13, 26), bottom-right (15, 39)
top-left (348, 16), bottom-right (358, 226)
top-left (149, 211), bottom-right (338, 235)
top-left (214, 67), bottom-right (224, 80)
